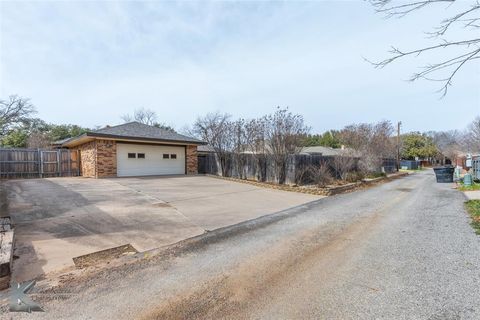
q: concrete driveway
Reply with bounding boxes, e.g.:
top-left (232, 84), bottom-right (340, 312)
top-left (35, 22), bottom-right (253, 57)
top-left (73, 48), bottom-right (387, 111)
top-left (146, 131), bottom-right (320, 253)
top-left (11, 171), bottom-right (480, 320)
top-left (3, 176), bottom-right (321, 282)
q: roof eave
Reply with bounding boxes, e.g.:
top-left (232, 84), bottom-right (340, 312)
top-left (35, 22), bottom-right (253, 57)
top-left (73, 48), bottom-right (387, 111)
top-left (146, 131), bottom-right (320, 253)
top-left (62, 132), bottom-right (206, 148)
top-left (61, 133), bottom-right (95, 148)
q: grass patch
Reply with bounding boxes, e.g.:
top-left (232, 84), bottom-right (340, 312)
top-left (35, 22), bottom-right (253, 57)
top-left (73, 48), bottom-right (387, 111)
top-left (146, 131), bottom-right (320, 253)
top-left (365, 172), bottom-right (386, 179)
top-left (399, 168), bottom-right (425, 173)
top-left (465, 200), bottom-right (480, 235)
top-left (458, 183), bottom-right (480, 191)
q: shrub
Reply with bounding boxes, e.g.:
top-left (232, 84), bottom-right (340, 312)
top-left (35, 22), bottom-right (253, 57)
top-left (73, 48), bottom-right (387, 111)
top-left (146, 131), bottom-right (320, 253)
top-left (366, 172), bottom-right (387, 179)
top-left (311, 163), bottom-right (334, 187)
top-left (345, 171), bottom-right (365, 183)
top-left (295, 164), bottom-right (333, 187)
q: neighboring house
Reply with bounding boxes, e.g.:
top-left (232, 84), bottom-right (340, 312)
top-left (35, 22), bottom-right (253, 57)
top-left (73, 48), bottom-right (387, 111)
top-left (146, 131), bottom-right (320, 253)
top-left (51, 137), bottom-right (72, 148)
top-left (61, 122), bottom-right (205, 178)
top-left (454, 152), bottom-right (480, 170)
top-left (197, 144), bottom-right (216, 155)
top-left (300, 146), bottom-right (351, 156)
top-left (197, 145), bottom-right (353, 157)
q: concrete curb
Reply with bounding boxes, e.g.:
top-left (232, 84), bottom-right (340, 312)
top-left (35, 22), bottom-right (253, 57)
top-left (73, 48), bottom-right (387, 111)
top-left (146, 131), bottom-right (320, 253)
top-left (74, 172), bottom-right (412, 275)
top-left (143, 197), bottom-right (326, 257)
top-left (35, 197), bottom-right (330, 291)
top-left (34, 171), bottom-right (411, 290)
top-left (72, 196), bottom-right (328, 274)
top-left (173, 172), bottom-right (408, 251)
top-left (0, 217), bottom-right (14, 291)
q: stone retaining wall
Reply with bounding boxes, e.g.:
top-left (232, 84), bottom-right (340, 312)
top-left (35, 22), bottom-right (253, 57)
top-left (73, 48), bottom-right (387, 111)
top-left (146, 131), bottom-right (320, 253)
top-left (0, 217), bottom-right (13, 290)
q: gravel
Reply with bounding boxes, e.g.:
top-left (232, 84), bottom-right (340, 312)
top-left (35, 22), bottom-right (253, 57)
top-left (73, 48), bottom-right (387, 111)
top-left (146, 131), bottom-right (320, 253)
top-left (2, 170), bottom-right (479, 319)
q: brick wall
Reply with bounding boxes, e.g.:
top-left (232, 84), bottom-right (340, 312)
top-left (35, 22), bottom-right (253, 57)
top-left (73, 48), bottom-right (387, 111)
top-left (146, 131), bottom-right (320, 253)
top-left (75, 139), bottom-right (197, 177)
top-left (96, 140), bottom-right (117, 178)
top-left (75, 141), bottom-right (96, 178)
top-left (74, 139), bottom-right (117, 178)
top-left (186, 145), bottom-right (198, 175)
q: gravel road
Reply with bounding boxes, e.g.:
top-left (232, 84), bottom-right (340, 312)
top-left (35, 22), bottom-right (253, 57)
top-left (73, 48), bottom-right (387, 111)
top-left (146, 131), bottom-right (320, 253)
top-left (2, 170), bottom-right (479, 319)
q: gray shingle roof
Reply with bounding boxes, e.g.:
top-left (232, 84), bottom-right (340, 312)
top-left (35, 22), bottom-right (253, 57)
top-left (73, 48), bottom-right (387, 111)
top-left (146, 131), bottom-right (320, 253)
top-left (197, 145), bottom-right (216, 153)
top-left (78, 122), bottom-right (204, 145)
top-left (52, 137), bottom-right (72, 145)
top-left (300, 146), bottom-right (346, 156)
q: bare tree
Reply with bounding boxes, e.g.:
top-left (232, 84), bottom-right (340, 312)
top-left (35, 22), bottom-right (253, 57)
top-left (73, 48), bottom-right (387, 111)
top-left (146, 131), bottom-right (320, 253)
top-left (263, 108), bottom-right (310, 184)
top-left (427, 129), bottom-right (463, 163)
top-left (231, 119), bottom-right (248, 179)
top-left (192, 112), bottom-right (234, 176)
top-left (370, 0), bottom-right (480, 96)
top-left (0, 95), bottom-right (36, 135)
top-left (424, 118), bottom-right (479, 164)
top-left (333, 153), bottom-right (356, 181)
top-left (244, 118), bottom-right (267, 181)
top-left (339, 120), bottom-right (395, 173)
top-left (179, 124), bottom-right (196, 137)
top-left (121, 108), bottom-right (158, 126)
top-left (465, 116), bottom-right (480, 152)
top-left (27, 132), bottom-right (51, 148)
top-left (122, 107), bottom-right (176, 132)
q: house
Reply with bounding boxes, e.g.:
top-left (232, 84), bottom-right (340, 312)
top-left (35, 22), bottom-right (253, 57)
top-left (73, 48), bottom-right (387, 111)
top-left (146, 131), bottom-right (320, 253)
top-left (300, 145), bottom-right (351, 156)
top-left (455, 153), bottom-right (480, 170)
top-left (197, 144), bottom-right (353, 160)
top-left (197, 144), bottom-right (216, 155)
top-left (61, 122), bottom-right (205, 178)
top-left (51, 137), bottom-right (72, 149)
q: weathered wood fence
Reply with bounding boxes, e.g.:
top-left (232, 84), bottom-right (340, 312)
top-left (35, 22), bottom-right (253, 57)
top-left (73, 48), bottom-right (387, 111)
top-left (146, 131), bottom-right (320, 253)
top-left (0, 148), bottom-right (80, 179)
top-left (198, 153), bottom-right (355, 185)
top-left (198, 153), bottom-right (396, 185)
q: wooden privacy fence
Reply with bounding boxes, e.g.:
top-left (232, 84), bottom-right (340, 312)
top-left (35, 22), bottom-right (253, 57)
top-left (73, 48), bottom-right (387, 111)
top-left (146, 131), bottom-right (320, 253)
top-left (198, 153), bottom-right (358, 185)
top-left (198, 153), bottom-right (397, 185)
top-left (0, 148), bottom-right (80, 179)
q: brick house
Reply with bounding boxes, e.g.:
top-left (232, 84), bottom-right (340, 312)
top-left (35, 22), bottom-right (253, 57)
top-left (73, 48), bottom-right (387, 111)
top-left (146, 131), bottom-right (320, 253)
top-left (61, 122), bottom-right (205, 178)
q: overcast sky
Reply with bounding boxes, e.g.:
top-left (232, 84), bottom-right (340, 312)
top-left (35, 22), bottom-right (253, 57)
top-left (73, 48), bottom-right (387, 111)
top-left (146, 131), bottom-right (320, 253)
top-left (0, 1), bottom-right (478, 134)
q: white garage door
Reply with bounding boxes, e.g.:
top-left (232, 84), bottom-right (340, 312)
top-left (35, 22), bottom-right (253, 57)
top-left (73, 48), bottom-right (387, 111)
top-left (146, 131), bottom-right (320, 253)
top-left (117, 143), bottom-right (185, 177)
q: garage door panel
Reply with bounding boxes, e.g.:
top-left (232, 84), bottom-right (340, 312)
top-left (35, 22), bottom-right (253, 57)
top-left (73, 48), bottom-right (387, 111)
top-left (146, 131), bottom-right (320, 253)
top-left (117, 144), bottom-right (185, 177)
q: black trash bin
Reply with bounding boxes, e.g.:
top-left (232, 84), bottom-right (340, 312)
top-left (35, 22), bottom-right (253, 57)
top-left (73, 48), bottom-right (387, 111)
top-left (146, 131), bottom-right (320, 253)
top-left (433, 166), bottom-right (454, 183)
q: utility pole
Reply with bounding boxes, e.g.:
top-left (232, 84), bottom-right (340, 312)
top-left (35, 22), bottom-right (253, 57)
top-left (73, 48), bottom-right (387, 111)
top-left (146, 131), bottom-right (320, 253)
top-left (396, 121), bottom-right (402, 172)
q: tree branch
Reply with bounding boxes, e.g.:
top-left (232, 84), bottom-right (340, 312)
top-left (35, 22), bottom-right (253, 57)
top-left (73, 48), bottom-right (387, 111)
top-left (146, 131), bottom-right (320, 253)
top-left (371, 0), bottom-right (455, 17)
top-left (369, 0), bottom-right (479, 96)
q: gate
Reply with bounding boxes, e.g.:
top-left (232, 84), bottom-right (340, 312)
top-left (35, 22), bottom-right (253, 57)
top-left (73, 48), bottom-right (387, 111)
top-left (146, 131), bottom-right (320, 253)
top-left (473, 157), bottom-right (480, 180)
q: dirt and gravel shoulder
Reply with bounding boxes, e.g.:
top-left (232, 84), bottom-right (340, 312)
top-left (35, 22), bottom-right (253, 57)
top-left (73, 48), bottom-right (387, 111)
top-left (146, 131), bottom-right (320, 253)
top-left (2, 170), bottom-right (479, 319)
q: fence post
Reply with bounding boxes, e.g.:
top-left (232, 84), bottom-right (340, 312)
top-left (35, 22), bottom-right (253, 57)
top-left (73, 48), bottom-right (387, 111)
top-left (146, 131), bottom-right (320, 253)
top-left (67, 150), bottom-right (71, 176)
top-left (38, 149), bottom-right (42, 178)
top-left (77, 150), bottom-right (81, 176)
top-left (57, 150), bottom-right (61, 177)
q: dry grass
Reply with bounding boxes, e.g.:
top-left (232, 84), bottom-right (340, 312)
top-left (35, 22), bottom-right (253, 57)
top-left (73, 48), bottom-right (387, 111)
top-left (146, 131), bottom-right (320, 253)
top-left (465, 200), bottom-right (480, 235)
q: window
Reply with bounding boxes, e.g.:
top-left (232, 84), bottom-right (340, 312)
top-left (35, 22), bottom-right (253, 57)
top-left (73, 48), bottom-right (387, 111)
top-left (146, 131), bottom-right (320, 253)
top-left (128, 153), bottom-right (136, 159)
top-left (137, 153), bottom-right (145, 159)
top-left (170, 154), bottom-right (177, 159)
top-left (163, 154), bottom-right (170, 159)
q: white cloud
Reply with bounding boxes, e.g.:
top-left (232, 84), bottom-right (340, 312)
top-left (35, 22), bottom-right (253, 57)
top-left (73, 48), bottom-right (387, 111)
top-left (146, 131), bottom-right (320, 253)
top-left (0, 1), bottom-right (478, 132)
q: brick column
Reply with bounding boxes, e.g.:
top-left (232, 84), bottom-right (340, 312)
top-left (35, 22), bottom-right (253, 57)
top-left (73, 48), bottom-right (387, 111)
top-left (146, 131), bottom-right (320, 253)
top-left (74, 141), bottom-right (97, 178)
top-left (96, 140), bottom-right (117, 178)
top-left (186, 145), bottom-right (198, 175)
